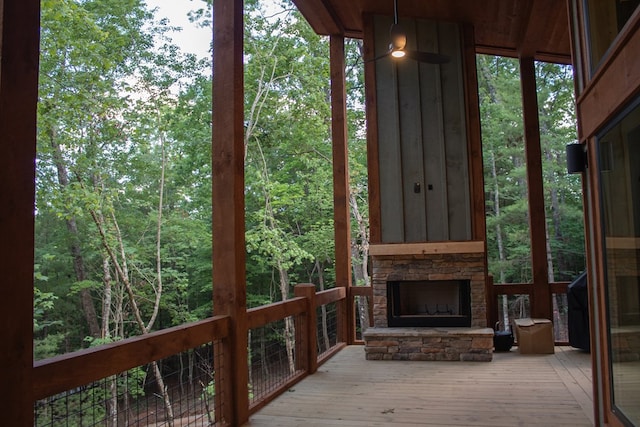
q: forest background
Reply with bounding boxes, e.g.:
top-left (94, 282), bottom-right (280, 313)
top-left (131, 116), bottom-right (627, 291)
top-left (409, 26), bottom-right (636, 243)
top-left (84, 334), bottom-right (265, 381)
top-left (34, 0), bottom-right (584, 360)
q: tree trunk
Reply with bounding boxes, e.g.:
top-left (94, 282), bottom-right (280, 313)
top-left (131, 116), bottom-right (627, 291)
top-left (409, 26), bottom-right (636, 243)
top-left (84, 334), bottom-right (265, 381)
top-left (83, 136), bottom-right (173, 425)
top-left (113, 279), bottom-right (124, 339)
top-left (349, 189), bottom-right (371, 332)
top-left (349, 189), bottom-right (369, 287)
top-left (151, 360), bottom-right (174, 425)
top-left (91, 212), bottom-right (175, 425)
top-left (544, 148), bottom-right (565, 340)
top-left (108, 375), bottom-right (118, 427)
top-left (490, 149), bottom-right (510, 330)
top-left (243, 56), bottom-right (298, 375)
top-left (49, 131), bottom-right (101, 338)
top-left (147, 132), bottom-right (166, 332)
top-left (478, 59), bottom-right (510, 329)
top-left (277, 259), bottom-right (296, 375)
top-left (546, 222), bottom-right (565, 340)
top-left (102, 255), bottom-right (112, 339)
top-left (316, 260), bottom-right (330, 352)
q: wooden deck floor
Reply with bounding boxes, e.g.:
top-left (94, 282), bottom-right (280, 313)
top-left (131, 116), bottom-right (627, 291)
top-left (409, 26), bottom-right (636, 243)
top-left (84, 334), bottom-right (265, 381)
top-left (245, 345), bottom-right (593, 426)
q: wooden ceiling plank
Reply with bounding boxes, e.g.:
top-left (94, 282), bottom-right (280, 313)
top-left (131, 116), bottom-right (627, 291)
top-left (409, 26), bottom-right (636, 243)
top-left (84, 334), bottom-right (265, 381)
top-left (293, 0), bottom-right (571, 61)
top-left (319, 0), bottom-right (345, 34)
top-left (518, 0), bottom-right (571, 62)
top-left (291, 0), bottom-right (342, 35)
top-left (328, 0), bottom-right (364, 37)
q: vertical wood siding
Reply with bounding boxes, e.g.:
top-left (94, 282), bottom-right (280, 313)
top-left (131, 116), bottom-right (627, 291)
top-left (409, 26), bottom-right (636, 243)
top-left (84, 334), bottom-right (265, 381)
top-left (374, 16), bottom-right (471, 243)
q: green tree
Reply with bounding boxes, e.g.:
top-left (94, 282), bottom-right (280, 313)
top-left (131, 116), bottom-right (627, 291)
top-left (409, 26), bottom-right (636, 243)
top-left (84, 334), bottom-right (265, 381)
top-left (477, 55), bottom-right (530, 284)
top-left (478, 55), bottom-right (584, 336)
top-left (535, 61), bottom-right (584, 281)
top-left (36, 0), bottom-right (211, 423)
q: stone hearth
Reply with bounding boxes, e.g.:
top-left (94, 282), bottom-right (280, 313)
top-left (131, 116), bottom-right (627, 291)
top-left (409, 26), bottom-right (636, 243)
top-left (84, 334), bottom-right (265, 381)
top-left (364, 327), bottom-right (493, 361)
top-left (363, 242), bottom-right (493, 361)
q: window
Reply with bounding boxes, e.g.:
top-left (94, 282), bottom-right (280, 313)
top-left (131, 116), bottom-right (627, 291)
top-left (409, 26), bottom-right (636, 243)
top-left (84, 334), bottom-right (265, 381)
top-left (585, 0), bottom-right (640, 71)
top-left (598, 96), bottom-right (640, 425)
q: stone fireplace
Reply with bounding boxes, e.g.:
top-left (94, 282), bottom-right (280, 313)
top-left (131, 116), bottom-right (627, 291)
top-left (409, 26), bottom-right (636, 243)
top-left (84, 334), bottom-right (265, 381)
top-left (363, 242), bottom-right (494, 361)
top-left (387, 279), bottom-right (471, 327)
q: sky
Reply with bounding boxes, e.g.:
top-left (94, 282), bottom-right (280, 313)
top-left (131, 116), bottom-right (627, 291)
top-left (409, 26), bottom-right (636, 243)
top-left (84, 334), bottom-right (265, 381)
top-left (145, 0), bottom-right (211, 60)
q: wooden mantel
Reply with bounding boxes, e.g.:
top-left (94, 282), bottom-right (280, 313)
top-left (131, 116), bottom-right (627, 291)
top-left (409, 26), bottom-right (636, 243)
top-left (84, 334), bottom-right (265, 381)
top-left (369, 241), bottom-right (485, 256)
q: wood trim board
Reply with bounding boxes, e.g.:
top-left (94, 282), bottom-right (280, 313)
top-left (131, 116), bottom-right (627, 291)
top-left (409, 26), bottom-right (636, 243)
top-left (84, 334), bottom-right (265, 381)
top-left (369, 240), bottom-right (485, 256)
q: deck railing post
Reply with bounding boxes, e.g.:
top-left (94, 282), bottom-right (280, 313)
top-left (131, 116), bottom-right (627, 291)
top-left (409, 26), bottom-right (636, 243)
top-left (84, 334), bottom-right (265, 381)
top-left (1, 2), bottom-right (40, 424)
top-left (329, 35), bottom-right (354, 345)
top-left (520, 56), bottom-right (552, 320)
top-left (212, 0), bottom-right (249, 424)
top-left (294, 284), bottom-right (318, 374)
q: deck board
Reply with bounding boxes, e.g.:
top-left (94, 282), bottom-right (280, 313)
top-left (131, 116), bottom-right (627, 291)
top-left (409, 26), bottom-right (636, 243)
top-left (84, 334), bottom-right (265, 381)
top-left (245, 345), bottom-right (593, 426)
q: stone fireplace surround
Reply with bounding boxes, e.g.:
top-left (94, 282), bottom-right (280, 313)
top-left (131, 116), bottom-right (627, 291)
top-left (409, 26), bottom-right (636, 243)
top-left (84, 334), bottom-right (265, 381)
top-left (363, 242), bottom-right (494, 361)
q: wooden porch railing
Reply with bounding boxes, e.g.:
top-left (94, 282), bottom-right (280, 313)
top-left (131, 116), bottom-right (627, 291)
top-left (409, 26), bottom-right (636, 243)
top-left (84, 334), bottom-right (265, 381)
top-left (32, 285), bottom-right (373, 426)
top-left (33, 281), bottom-right (576, 423)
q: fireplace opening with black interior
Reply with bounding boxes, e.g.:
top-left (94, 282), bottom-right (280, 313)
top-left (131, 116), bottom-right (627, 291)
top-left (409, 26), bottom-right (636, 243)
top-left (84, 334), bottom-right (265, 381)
top-left (387, 279), bottom-right (472, 327)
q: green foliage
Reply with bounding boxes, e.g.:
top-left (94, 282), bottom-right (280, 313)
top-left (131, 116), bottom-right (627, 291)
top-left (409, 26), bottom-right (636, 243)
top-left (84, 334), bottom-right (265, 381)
top-left (242, 2), bottom-right (342, 301)
top-left (34, 287), bottom-right (59, 331)
top-left (36, 0), bottom-right (213, 355)
top-left (478, 55), bottom-right (585, 283)
top-left (34, 267), bottom-right (66, 359)
top-left (68, 280), bottom-right (101, 296)
top-left (35, 0), bottom-right (585, 367)
top-left (34, 0), bottom-right (362, 357)
top-left (34, 367), bottom-right (146, 426)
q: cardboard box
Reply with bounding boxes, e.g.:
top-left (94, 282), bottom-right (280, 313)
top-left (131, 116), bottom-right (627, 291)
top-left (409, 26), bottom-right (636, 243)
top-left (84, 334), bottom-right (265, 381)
top-left (514, 318), bottom-right (554, 354)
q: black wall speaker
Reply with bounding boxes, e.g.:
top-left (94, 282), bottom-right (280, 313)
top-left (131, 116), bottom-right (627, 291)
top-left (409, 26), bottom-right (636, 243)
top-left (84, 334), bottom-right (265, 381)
top-left (566, 143), bottom-right (586, 174)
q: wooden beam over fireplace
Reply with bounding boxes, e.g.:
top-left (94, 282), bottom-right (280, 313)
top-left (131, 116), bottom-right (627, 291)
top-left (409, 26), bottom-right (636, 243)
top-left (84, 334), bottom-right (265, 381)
top-left (369, 241), bottom-right (484, 256)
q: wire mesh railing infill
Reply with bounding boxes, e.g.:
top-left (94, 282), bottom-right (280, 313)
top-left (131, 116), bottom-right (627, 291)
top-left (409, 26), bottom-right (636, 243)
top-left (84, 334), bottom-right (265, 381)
top-left (34, 341), bottom-right (224, 427)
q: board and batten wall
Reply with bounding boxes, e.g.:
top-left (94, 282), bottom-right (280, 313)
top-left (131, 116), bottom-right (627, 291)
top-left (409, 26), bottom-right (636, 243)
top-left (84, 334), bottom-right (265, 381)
top-left (368, 15), bottom-right (480, 244)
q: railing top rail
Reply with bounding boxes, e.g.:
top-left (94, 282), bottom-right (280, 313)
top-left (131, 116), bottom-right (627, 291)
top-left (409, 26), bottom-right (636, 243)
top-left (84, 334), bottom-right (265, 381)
top-left (247, 296), bottom-right (307, 330)
top-left (316, 287), bottom-right (346, 306)
top-left (491, 282), bottom-right (570, 295)
top-left (492, 281), bottom-right (571, 287)
top-left (349, 286), bottom-right (372, 297)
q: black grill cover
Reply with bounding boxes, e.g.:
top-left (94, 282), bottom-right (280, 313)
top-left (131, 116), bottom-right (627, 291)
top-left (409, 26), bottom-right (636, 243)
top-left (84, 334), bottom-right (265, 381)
top-left (567, 271), bottom-right (590, 352)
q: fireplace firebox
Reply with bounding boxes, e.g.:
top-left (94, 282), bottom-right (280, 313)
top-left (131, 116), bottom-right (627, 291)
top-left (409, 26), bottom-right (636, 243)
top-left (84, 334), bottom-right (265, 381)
top-left (387, 280), bottom-right (471, 327)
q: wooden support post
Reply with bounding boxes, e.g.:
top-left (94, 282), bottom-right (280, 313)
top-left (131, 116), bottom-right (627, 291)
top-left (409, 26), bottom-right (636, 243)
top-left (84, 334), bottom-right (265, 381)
top-left (0, 1), bottom-right (40, 424)
top-left (519, 57), bottom-right (552, 320)
top-left (584, 136), bottom-right (606, 425)
top-left (293, 306), bottom-right (306, 373)
top-left (461, 25), bottom-right (492, 327)
top-left (363, 14), bottom-right (382, 244)
top-left (330, 35), bottom-right (354, 344)
top-left (212, 0), bottom-right (249, 424)
top-left (462, 24), bottom-right (486, 243)
top-left (294, 284), bottom-right (318, 374)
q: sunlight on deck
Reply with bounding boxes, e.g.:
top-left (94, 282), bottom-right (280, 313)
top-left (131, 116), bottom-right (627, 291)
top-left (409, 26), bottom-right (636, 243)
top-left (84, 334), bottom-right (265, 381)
top-left (245, 345), bottom-right (593, 426)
